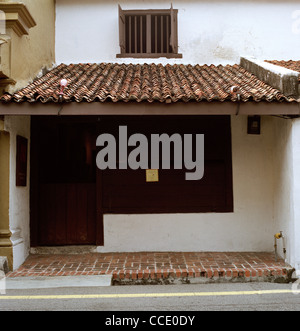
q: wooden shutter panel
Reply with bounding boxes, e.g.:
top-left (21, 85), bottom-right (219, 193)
top-left (119, 4), bottom-right (126, 53)
top-left (170, 4), bottom-right (178, 54)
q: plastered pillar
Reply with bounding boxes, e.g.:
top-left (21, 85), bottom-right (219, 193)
top-left (0, 117), bottom-right (12, 271)
top-left (288, 118), bottom-right (300, 271)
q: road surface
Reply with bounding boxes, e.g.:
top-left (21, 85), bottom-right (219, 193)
top-left (1, 280), bottom-right (300, 312)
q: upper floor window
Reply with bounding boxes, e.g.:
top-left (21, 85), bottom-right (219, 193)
top-left (117, 5), bottom-right (182, 59)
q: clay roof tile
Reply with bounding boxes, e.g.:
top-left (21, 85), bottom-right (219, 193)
top-left (1, 62), bottom-right (296, 103)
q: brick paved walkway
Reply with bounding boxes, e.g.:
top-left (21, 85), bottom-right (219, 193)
top-left (6, 252), bottom-right (294, 284)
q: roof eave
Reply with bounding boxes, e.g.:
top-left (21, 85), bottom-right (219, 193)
top-left (0, 99), bottom-right (299, 116)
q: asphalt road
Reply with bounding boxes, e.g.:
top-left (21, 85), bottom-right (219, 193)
top-left (1, 281), bottom-right (300, 312)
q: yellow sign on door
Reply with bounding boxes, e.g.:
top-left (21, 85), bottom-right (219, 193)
top-left (146, 169), bottom-right (159, 182)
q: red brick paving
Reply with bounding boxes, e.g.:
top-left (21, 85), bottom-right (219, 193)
top-left (6, 252), bottom-right (293, 284)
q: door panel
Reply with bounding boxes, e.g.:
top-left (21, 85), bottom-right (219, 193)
top-left (100, 115), bottom-right (233, 214)
top-left (39, 183), bottom-right (96, 246)
top-left (31, 117), bottom-right (99, 246)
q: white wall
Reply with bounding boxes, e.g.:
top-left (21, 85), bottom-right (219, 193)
top-left (272, 117), bottom-right (300, 271)
top-left (4, 116), bottom-right (31, 270)
top-left (289, 118), bottom-right (300, 271)
top-left (56, 0), bottom-right (300, 65)
top-left (98, 115), bottom-right (276, 253)
top-left (272, 117), bottom-right (292, 264)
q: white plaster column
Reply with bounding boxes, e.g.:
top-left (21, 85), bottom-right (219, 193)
top-left (290, 118), bottom-right (300, 271)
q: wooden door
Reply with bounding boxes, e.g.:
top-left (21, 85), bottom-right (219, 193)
top-left (31, 117), bottom-right (101, 246)
top-left (100, 115), bottom-right (233, 214)
top-left (38, 183), bottom-right (96, 245)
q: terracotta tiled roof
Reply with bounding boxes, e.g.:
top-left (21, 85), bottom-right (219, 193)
top-left (1, 63), bottom-right (296, 103)
top-left (266, 60), bottom-right (300, 81)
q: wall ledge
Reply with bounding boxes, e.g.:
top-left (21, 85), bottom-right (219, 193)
top-left (240, 56), bottom-right (300, 99)
top-left (0, 2), bottom-right (36, 37)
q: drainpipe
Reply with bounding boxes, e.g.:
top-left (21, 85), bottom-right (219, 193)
top-left (274, 231), bottom-right (287, 263)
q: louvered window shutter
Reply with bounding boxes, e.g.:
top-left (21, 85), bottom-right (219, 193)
top-left (170, 4), bottom-right (178, 54)
top-left (119, 5), bottom-right (126, 53)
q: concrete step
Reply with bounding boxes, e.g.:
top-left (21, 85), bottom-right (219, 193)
top-left (5, 275), bottom-right (112, 289)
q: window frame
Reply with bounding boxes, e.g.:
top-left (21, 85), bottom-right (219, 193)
top-left (117, 5), bottom-right (182, 59)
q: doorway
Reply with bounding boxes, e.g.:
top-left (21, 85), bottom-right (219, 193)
top-left (30, 116), bottom-right (102, 246)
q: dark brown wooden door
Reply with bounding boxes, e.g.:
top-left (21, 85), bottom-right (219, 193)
top-left (31, 117), bottom-right (100, 246)
top-left (100, 115), bottom-right (233, 214)
top-left (38, 183), bottom-right (96, 245)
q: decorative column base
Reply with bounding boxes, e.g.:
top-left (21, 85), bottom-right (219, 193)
top-left (0, 229), bottom-right (12, 247)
